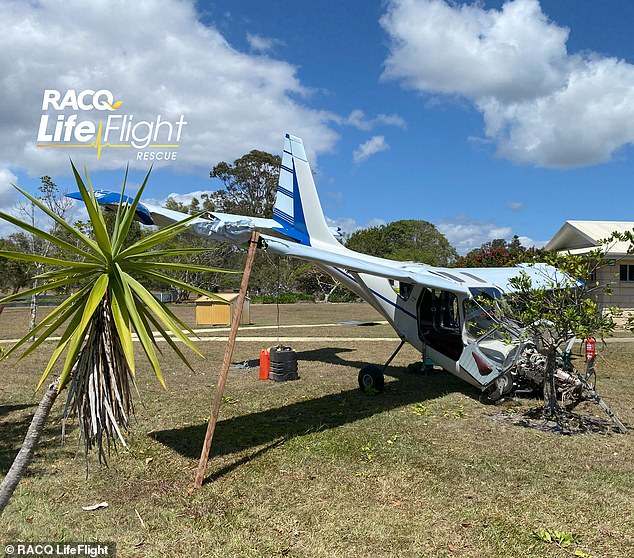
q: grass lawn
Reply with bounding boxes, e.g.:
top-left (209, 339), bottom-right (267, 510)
top-left (0, 303), bottom-right (632, 557)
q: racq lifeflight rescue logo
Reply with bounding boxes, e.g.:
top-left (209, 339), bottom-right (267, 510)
top-left (36, 89), bottom-right (187, 161)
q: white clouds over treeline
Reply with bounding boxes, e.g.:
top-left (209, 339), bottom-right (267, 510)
top-left (381, 0), bottom-right (634, 168)
top-left (437, 216), bottom-right (547, 255)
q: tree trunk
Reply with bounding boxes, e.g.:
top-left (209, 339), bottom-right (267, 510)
top-left (543, 349), bottom-right (559, 418)
top-left (28, 276), bottom-right (39, 342)
top-left (0, 377), bottom-right (60, 515)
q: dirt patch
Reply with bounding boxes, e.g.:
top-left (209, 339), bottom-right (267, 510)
top-left (493, 406), bottom-right (626, 435)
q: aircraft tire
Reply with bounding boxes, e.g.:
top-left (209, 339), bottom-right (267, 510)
top-left (487, 370), bottom-right (513, 402)
top-left (358, 365), bottom-right (384, 393)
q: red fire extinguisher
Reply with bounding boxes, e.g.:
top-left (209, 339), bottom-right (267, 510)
top-left (259, 348), bottom-right (270, 380)
top-left (585, 337), bottom-right (596, 363)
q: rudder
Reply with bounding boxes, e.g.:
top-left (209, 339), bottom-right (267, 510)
top-left (273, 134), bottom-right (339, 247)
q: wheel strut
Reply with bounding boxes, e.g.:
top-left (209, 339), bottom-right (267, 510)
top-left (381, 339), bottom-right (406, 372)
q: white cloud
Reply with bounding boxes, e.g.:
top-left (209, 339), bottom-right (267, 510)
top-left (162, 190), bottom-right (212, 206)
top-left (437, 216), bottom-right (512, 255)
top-left (0, 169), bottom-right (18, 208)
top-left (437, 215), bottom-right (550, 254)
top-left (507, 201), bottom-right (524, 211)
top-left (246, 33), bottom-right (284, 53)
top-left (0, 0), bottom-right (338, 177)
top-left (341, 109), bottom-right (406, 131)
top-left (516, 236), bottom-right (548, 250)
top-left (0, 168), bottom-right (20, 236)
top-left (353, 136), bottom-right (390, 163)
top-left (381, 0), bottom-right (634, 168)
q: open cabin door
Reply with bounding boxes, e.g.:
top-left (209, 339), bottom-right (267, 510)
top-left (417, 288), bottom-right (463, 361)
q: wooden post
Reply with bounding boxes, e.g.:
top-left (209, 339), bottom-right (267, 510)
top-left (194, 231), bottom-right (260, 488)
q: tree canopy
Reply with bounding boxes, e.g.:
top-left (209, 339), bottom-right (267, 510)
top-left (345, 220), bottom-right (457, 266)
top-left (453, 236), bottom-right (541, 268)
top-left (210, 150), bottom-right (281, 217)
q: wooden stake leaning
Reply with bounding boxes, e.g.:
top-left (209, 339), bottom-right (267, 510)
top-left (194, 230), bottom-right (260, 489)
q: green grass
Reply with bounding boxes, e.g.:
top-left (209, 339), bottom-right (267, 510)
top-left (1, 303), bottom-right (632, 557)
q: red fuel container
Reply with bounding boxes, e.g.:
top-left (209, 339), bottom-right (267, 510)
top-left (259, 348), bottom-right (270, 380)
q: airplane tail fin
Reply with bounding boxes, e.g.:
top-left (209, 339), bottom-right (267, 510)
top-left (273, 134), bottom-right (340, 247)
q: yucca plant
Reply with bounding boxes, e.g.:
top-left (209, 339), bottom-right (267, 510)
top-left (0, 164), bottom-right (234, 514)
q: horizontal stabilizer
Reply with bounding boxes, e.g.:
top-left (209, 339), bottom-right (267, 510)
top-left (66, 190), bottom-right (154, 225)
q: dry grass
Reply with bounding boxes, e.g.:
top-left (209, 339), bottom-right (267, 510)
top-left (0, 303), bottom-right (632, 557)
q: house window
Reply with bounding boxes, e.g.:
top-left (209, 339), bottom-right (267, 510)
top-left (619, 264), bottom-right (634, 282)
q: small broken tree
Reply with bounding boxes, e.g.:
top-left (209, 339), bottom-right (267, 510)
top-left (492, 249), bottom-right (626, 432)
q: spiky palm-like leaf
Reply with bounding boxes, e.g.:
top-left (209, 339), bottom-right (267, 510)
top-left (0, 164), bottom-right (235, 461)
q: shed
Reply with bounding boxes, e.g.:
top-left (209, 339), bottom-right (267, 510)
top-left (195, 293), bottom-right (250, 326)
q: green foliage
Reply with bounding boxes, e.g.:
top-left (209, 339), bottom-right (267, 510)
top-left (0, 237), bottom-right (32, 294)
top-left (165, 192), bottom-right (216, 215)
top-left (411, 402), bottom-right (430, 416)
top-left (360, 443), bottom-right (375, 462)
top-left (503, 250), bottom-right (615, 346)
top-left (488, 248), bottom-right (616, 415)
top-left (345, 219), bottom-right (457, 265)
top-left (210, 150), bottom-right (281, 217)
top-left (250, 291), bottom-right (314, 304)
top-left (290, 263), bottom-right (355, 302)
top-left (533, 528), bottom-right (580, 548)
top-left (0, 164), bottom-right (235, 460)
top-left (454, 236), bottom-right (543, 267)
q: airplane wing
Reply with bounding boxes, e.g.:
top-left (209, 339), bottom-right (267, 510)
top-left (453, 264), bottom-right (578, 293)
top-left (261, 234), bottom-right (470, 294)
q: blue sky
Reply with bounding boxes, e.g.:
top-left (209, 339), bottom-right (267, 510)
top-left (2, 0), bottom-right (634, 253)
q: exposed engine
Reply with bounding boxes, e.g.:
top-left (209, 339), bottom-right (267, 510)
top-left (489, 343), bottom-right (584, 402)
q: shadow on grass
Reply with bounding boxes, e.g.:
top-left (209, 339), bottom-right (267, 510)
top-left (0, 403), bottom-right (35, 419)
top-left (151, 359), bottom-right (480, 482)
top-left (0, 403), bottom-right (62, 475)
top-left (295, 347), bottom-right (378, 370)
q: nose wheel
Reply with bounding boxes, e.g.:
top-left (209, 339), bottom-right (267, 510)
top-left (487, 369), bottom-right (514, 402)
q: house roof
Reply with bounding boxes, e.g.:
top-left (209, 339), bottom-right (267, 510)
top-left (546, 220), bottom-right (634, 256)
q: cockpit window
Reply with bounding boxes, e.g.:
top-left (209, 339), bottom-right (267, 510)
top-left (464, 287), bottom-right (503, 340)
top-left (389, 280), bottom-right (414, 301)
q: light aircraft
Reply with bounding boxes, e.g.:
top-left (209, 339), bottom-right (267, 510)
top-left (86, 134), bottom-right (569, 402)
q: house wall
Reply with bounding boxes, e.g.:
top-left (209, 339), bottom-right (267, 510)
top-left (597, 259), bottom-right (634, 310)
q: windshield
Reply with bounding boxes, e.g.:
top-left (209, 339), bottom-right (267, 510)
top-left (464, 287), bottom-right (503, 340)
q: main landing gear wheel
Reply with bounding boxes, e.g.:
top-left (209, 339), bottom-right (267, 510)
top-left (358, 365), bottom-right (385, 393)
